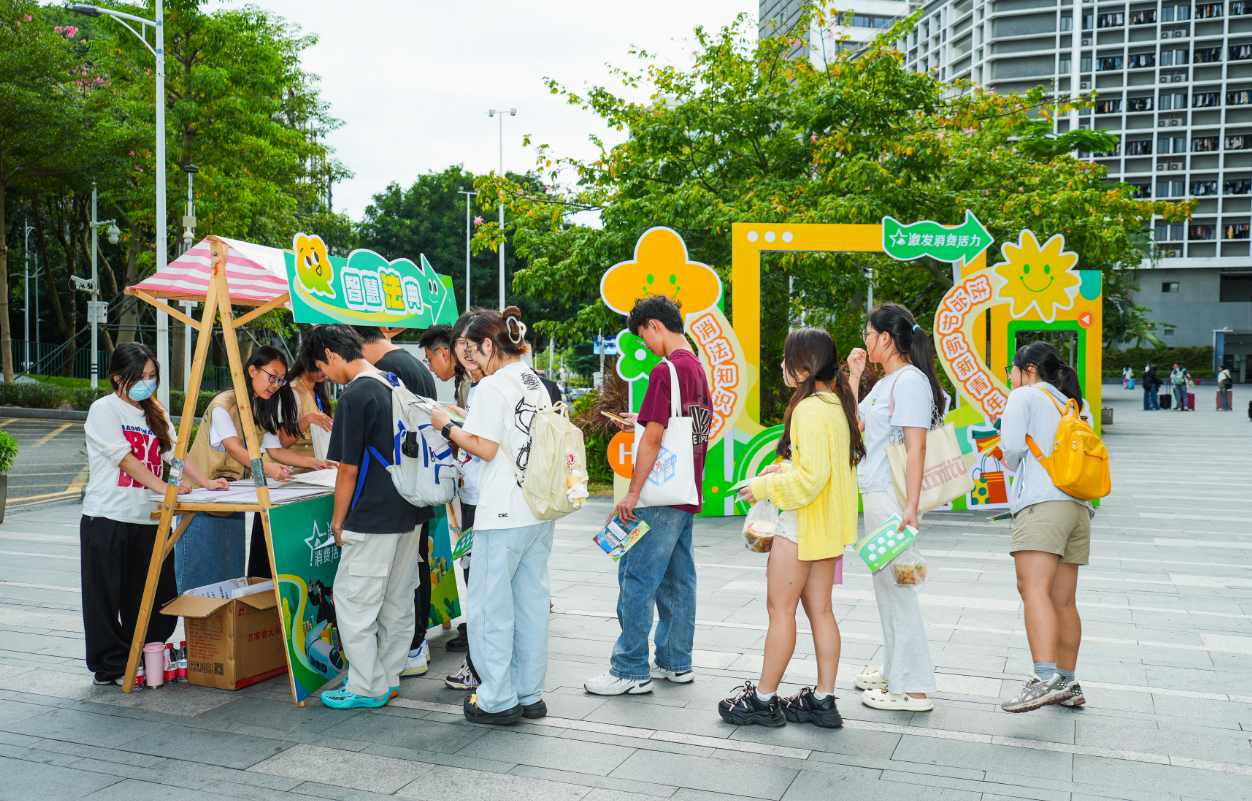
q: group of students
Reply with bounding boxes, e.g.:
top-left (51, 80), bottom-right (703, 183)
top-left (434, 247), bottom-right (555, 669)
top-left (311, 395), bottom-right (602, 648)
top-left (79, 292), bottom-right (1096, 724)
top-left (584, 297), bottom-right (1095, 727)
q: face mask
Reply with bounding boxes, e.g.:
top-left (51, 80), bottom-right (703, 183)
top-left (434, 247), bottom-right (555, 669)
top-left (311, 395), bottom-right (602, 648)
top-left (128, 379), bottom-right (157, 402)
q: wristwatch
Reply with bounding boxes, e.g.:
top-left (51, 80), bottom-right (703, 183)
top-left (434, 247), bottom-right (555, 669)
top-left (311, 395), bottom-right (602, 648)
top-left (441, 422), bottom-right (455, 440)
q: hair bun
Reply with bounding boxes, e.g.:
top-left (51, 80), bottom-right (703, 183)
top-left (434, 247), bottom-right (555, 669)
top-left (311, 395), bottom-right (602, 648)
top-left (503, 305), bottom-right (522, 320)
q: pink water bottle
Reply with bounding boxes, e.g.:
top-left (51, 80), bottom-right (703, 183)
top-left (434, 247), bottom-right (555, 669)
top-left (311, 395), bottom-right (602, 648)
top-left (143, 642), bottom-right (165, 687)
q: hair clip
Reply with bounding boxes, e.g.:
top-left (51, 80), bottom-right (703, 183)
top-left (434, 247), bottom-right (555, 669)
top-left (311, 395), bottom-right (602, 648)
top-left (508, 318), bottom-right (528, 345)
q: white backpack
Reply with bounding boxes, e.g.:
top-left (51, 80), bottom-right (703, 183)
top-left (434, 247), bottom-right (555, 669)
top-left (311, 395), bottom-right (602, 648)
top-left (351, 371), bottom-right (460, 510)
top-left (498, 371), bottom-right (587, 520)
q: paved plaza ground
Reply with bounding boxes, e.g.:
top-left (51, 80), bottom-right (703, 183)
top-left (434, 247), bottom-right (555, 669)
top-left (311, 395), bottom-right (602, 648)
top-left (0, 386), bottom-right (1250, 801)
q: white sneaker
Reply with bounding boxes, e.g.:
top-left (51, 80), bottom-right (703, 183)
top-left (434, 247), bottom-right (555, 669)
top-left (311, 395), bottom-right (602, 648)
top-left (417, 639), bottom-right (430, 664)
top-left (650, 667), bottom-right (695, 684)
top-left (861, 688), bottom-right (933, 711)
top-left (584, 672), bottom-right (652, 695)
top-left (400, 651), bottom-right (428, 677)
top-left (854, 666), bottom-right (888, 690)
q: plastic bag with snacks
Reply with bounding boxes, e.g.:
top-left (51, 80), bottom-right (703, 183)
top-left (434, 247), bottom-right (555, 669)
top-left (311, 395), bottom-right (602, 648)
top-left (742, 499), bottom-right (780, 553)
top-left (888, 544), bottom-right (929, 587)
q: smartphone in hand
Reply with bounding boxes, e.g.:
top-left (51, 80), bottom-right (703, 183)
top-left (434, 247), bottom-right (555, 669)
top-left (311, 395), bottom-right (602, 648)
top-left (600, 411), bottom-right (630, 427)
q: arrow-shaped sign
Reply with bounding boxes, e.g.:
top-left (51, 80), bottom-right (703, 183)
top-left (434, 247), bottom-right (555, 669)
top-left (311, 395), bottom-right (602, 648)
top-left (882, 210), bottom-right (992, 264)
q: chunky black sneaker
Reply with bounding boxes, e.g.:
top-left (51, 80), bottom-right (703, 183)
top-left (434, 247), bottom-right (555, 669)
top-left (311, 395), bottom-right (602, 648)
top-left (522, 699), bottom-right (548, 719)
top-left (779, 687), bottom-right (843, 728)
top-left (463, 694), bottom-right (523, 725)
top-left (718, 682), bottom-right (786, 727)
top-left (446, 623), bottom-right (469, 652)
top-left (1059, 682), bottom-right (1085, 708)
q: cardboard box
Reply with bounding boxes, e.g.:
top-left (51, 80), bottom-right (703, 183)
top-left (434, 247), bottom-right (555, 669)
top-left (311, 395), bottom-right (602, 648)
top-left (161, 577), bottom-right (288, 690)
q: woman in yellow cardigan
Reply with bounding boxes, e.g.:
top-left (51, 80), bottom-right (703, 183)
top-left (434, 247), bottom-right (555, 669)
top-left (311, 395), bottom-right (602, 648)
top-left (717, 328), bottom-right (864, 729)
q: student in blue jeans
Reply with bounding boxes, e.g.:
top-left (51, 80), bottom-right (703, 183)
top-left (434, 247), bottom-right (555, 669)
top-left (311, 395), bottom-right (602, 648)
top-left (585, 297), bottom-right (712, 695)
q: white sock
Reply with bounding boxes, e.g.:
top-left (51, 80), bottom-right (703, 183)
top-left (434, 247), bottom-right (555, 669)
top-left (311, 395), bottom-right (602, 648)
top-left (812, 690), bottom-right (830, 700)
top-left (757, 690), bottom-right (775, 702)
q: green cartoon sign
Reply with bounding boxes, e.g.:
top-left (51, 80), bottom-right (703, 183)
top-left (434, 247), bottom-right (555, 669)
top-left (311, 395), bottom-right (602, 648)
top-left (285, 233), bottom-right (459, 328)
top-left (882, 210), bottom-right (992, 264)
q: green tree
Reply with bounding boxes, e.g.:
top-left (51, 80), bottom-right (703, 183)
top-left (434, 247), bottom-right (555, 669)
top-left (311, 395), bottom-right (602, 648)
top-left (356, 165), bottom-right (576, 342)
top-left (473, 10), bottom-right (1190, 423)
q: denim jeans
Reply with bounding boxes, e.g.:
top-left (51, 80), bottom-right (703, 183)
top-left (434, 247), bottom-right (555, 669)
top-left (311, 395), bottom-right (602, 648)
top-left (1174, 384), bottom-right (1187, 410)
top-left (610, 505), bottom-right (697, 682)
top-left (466, 521), bottom-right (555, 713)
top-left (1143, 386), bottom-right (1159, 410)
top-left (174, 512), bottom-right (245, 594)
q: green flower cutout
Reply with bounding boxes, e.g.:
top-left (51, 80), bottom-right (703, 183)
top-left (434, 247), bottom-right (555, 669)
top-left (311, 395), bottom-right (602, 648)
top-left (615, 330), bottom-right (662, 382)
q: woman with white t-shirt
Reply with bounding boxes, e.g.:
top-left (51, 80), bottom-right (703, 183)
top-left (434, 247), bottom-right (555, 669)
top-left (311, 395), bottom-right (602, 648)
top-left (179, 347), bottom-right (334, 591)
top-left (847, 303), bottom-right (948, 712)
top-left (431, 306), bottom-right (554, 726)
top-left (81, 343), bottom-right (230, 685)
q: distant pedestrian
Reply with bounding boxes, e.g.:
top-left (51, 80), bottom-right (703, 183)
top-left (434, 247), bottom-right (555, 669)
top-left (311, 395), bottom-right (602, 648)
top-left (1217, 364), bottom-right (1233, 411)
top-left (1121, 365), bottom-right (1132, 389)
top-left (999, 341), bottom-right (1094, 713)
top-left (847, 303), bottom-right (948, 712)
top-left (718, 328), bottom-right (862, 729)
top-left (1142, 362), bottom-right (1160, 410)
top-left (1169, 363), bottom-right (1190, 411)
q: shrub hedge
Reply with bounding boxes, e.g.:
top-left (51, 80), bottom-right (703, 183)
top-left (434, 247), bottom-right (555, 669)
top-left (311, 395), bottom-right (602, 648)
top-left (0, 382), bottom-right (220, 416)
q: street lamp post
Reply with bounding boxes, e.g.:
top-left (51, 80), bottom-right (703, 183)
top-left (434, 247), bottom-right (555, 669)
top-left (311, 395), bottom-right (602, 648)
top-left (487, 108), bottom-right (515, 311)
top-left (457, 187), bottom-right (478, 312)
top-left (181, 164), bottom-right (198, 391)
top-left (76, 183), bottom-right (120, 388)
top-left (68, 1), bottom-right (168, 404)
top-left (23, 221), bottom-right (34, 372)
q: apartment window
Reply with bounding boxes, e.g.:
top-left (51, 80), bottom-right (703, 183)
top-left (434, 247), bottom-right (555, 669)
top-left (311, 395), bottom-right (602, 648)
top-left (1164, 327), bottom-right (1175, 335)
top-left (851, 15), bottom-right (895, 28)
top-left (1128, 97), bottom-right (1154, 112)
top-left (1193, 91), bottom-right (1222, 107)
top-left (1128, 182), bottom-right (1152, 197)
top-left (1083, 12), bottom-right (1094, 28)
top-left (1227, 135), bottom-right (1252, 149)
top-left (1096, 99), bottom-right (1123, 113)
top-left (1157, 223), bottom-right (1185, 240)
top-left (1129, 53), bottom-right (1157, 68)
top-left (1231, 44), bottom-right (1252, 61)
top-left (1226, 223), bottom-right (1251, 239)
top-left (1159, 92), bottom-right (1188, 110)
top-left (1162, 5), bottom-right (1175, 20)
top-left (1160, 49), bottom-right (1188, 66)
top-left (1097, 12), bottom-right (1125, 27)
top-left (1196, 3), bottom-right (1224, 18)
top-left (1081, 56), bottom-right (1094, 71)
top-left (1224, 177), bottom-right (1252, 194)
top-left (1189, 224), bottom-right (1216, 240)
top-left (1175, 4), bottom-right (1191, 20)
top-left (1157, 181), bottom-right (1186, 197)
top-left (1191, 179), bottom-right (1219, 195)
top-left (1060, 58), bottom-right (1071, 73)
top-left (1159, 135), bottom-right (1186, 153)
top-left (1234, 1), bottom-right (1251, 15)
top-left (1126, 139), bottom-right (1154, 155)
top-left (1230, 89), bottom-right (1252, 105)
top-left (1060, 15), bottom-right (1074, 30)
top-left (1162, 281), bottom-right (1180, 292)
top-left (1220, 274), bottom-right (1252, 301)
top-left (1098, 56), bottom-right (1124, 70)
top-left (1131, 9), bottom-right (1157, 24)
top-left (1194, 135), bottom-right (1221, 151)
top-left (1194, 47), bottom-right (1223, 63)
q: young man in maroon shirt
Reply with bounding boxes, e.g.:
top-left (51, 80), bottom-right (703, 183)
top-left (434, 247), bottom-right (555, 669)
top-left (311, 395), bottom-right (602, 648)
top-left (585, 297), bottom-right (712, 695)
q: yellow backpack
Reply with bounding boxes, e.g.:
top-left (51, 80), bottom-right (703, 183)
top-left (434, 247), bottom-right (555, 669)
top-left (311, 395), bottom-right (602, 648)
top-left (1025, 388), bottom-right (1111, 501)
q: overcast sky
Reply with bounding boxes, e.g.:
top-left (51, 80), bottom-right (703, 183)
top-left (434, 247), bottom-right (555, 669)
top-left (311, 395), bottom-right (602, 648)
top-left (208, 0), bottom-right (757, 221)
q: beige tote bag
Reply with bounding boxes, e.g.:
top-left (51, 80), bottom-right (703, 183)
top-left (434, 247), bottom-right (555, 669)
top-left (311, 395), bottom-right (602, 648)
top-left (883, 368), bottom-right (974, 514)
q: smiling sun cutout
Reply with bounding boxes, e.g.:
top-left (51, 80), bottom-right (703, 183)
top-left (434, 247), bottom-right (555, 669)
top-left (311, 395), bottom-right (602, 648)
top-left (600, 227), bottom-right (722, 316)
top-left (991, 231), bottom-right (1081, 323)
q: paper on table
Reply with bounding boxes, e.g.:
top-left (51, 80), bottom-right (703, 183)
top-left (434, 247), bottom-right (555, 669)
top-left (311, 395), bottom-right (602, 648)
top-left (287, 467), bottom-right (339, 488)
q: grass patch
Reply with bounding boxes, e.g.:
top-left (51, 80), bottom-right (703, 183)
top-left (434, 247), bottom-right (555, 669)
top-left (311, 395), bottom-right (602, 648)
top-left (588, 481), bottom-right (615, 498)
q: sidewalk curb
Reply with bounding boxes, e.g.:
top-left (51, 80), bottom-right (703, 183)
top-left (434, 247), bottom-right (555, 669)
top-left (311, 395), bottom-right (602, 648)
top-left (0, 406), bottom-right (88, 421)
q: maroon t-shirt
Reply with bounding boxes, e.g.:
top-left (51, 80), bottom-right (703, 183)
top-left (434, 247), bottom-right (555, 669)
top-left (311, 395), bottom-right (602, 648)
top-left (636, 348), bottom-right (712, 513)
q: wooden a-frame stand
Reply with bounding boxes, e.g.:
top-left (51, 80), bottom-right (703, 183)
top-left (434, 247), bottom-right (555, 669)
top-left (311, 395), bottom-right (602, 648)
top-left (121, 237), bottom-right (305, 704)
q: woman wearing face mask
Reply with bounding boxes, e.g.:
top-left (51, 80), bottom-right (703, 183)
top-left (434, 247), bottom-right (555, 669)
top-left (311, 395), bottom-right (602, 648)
top-left (80, 343), bottom-right (230, 685)
top-left (998, 342), bottom-right (1094, 713)
top-left (847, 303), bottom-right (948, 712)
top-left (719, 328), bottom-right (864, 728)
top-left (430, 307), bottom-right (555, 725)
top-left (444, 310), bottom-right (487, 691)
top-left (179, 347), bottom-right (335, 591)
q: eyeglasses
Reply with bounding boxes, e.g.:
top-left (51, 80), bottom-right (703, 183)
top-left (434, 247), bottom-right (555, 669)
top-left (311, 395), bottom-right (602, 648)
top-left (258, 367), bottom-right (287, 386)
top-left (861, 329), bottom-right (876, 341)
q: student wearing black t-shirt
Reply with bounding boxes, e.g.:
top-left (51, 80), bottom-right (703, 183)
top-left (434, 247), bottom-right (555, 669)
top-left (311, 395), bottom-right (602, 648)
top-left (352, 326), bottom-right (437, 678)
top-left (303, 325), bottom-right (423, 710)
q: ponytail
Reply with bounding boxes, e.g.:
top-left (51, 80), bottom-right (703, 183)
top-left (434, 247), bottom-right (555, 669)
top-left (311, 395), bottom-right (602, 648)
top-left (776, 328), bottom-right (866, 467)
top-left (1012, 341), bottom-right (1084, 405)
top-left (867, 303), bottom-right (946, 418)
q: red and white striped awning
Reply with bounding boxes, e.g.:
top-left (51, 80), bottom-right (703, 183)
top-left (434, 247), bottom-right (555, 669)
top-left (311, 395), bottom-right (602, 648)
top-left (127, 235), bottom-right (291, 306)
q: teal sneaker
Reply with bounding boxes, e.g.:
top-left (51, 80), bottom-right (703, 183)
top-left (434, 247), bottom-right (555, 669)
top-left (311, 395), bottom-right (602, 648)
top-left (340, 676), bottom-right (399, 700)
top-left (321, 686), bottom-right (389, 709)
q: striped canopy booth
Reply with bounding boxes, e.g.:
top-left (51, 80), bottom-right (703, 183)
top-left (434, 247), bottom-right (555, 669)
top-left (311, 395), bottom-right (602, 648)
top-left (121, 235), bottom-right (297, 698)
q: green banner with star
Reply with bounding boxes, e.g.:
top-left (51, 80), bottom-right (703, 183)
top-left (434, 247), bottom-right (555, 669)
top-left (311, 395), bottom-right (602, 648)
top-left (882, 210), bottom-right (992, 264)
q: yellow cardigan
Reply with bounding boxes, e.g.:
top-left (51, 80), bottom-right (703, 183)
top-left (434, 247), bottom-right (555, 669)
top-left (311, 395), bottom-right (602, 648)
top-left (749, 394), bottom-right (859, 561)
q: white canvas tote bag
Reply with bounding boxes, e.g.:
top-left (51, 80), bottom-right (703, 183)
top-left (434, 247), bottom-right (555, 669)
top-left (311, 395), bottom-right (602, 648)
top-left (635, 359), bottom-right (700, 508)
